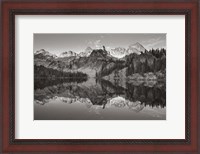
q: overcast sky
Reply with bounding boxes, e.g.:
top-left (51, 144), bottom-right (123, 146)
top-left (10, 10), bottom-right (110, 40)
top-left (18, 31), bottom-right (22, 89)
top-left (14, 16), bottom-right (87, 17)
top-left (34, 33), bottom-right (166, 55)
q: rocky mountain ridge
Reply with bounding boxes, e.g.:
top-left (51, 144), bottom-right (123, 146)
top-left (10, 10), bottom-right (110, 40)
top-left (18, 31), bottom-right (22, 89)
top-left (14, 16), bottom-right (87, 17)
top-left (34, 43), bottom-right (166, 78)
top-left (35, 42), bottom-right (147, 59)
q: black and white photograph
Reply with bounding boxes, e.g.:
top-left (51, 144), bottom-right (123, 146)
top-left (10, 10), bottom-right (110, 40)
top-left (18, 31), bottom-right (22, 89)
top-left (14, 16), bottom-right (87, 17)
top-left (34, 33), bottom-right (166, 120)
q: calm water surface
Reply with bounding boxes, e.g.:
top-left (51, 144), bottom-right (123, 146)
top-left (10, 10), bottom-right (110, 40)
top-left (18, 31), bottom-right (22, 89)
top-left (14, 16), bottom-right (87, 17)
top-left (34, 78), bottom-right (166, 120)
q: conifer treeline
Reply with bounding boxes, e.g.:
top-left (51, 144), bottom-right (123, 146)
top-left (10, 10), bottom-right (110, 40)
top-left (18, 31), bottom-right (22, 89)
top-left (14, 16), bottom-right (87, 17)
top-left (34, 65), bottom-right (88, 78)
top-left (100, 48), bottom-right (166, 77)
top-left (126, 48), bottom-right (166, 76)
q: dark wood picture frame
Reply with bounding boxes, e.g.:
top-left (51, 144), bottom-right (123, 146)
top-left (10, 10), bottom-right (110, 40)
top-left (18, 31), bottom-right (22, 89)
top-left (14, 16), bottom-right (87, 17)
top-left (1, 0), bottom-right (199, 153)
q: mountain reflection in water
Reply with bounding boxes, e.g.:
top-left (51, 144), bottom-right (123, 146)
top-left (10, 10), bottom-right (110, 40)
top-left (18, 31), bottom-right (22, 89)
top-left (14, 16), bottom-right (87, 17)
top-left (34, 78), bottom-right (166, 120)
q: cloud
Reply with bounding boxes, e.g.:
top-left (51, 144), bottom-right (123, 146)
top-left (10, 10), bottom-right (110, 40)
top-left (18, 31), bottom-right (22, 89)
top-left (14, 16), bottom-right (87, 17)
top-left (144, 40), bottom-right (166, 49)
top-left (87, 39), bottom-right (103, 49)
top-left (94, 40), bottom-right (101, 48)
top-left (142, 36), bottom-right (166, 50)
top-left (87, 40), bottom-right (93, 46)
top-left (100, 35), bottom-right (104, 39)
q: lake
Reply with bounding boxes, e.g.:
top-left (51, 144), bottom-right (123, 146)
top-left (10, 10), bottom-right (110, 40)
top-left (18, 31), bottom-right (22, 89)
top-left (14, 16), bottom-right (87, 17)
top-left (34, 78), bottom-right (166, 120)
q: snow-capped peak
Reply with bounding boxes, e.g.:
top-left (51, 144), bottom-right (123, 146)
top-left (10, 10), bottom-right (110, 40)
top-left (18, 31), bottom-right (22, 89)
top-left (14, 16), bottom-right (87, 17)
top-left (79, 47), bottom-right (93, 57)
top-left (126, 42), bottom-right (146, 55)
top-left (110, 47), bottom-right (127, 59)
top-left (35, 49), bottom-right (48, 55)
top-left (108, 43), bottom-right (146, 58)
top-left (59, 51), bottom-right (77, 57)
top-left (34, 49), bottom-right (57, 58)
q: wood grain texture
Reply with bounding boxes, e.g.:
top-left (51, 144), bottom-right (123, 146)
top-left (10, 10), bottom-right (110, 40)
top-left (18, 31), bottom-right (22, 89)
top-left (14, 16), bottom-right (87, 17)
top-left (1, 0), bottom-right (199, 153)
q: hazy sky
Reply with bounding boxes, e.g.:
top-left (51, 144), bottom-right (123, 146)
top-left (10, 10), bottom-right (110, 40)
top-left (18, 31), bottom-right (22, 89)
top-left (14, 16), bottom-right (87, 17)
top-left (34, 33), bottom-right (166, 55)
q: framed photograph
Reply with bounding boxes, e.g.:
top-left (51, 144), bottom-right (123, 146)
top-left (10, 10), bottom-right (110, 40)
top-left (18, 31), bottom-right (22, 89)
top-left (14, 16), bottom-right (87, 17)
top-left (1, 0), bottom-right (199, 153)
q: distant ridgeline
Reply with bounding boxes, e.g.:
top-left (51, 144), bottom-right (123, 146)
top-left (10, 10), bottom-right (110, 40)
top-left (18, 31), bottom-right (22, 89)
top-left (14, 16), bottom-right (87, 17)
top-left (34, 43), bottom-right (166, 80)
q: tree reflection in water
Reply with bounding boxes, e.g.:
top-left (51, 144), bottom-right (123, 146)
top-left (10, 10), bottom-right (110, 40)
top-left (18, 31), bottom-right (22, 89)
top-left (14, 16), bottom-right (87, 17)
top-left (34, 77), bottom-right (166, 120)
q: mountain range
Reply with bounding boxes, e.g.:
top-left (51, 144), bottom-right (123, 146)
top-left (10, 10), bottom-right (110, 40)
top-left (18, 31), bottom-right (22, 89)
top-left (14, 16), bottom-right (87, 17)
top-left (35, 42), bottom-right (146, 59)
top-left (34, 42), bottom-right (166, 78)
